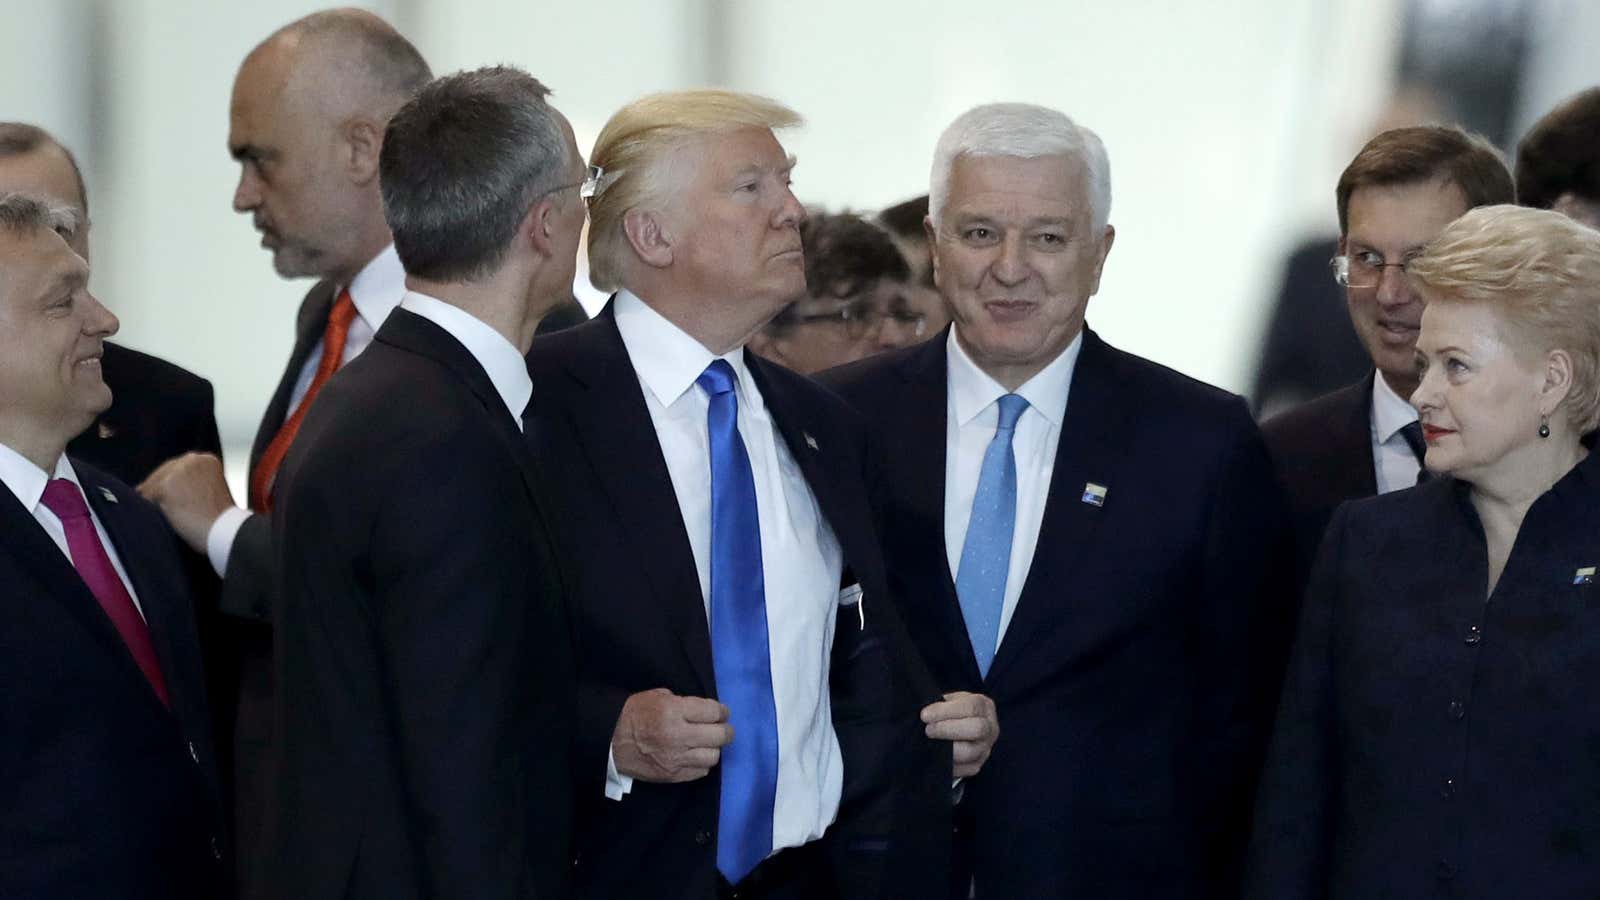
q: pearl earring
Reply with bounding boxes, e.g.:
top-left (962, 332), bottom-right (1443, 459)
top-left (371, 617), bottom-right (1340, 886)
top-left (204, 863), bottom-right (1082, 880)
top-left (1538, 415), bottom-right (1551, 439)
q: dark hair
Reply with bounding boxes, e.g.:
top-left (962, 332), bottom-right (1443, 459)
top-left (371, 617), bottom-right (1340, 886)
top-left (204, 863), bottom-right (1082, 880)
top-left (0, 122), bottom-right (89, 212)
top-left (877, 194), bottom-right (928, 240)
top-left (1515, 88), bottom-right (1600, 210)
top-left (768, 211), bottom-right (909, 331)
top-left (1335, 126), bottom-right (1513, 234)
top-left (380, 66), bottom-right (568, 282)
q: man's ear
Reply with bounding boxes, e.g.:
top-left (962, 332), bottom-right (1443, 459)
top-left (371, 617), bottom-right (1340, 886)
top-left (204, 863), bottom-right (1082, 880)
top-left (345, 117), bottom-right (384, 186)
top-left (523, 196), bottom-right (562, 258)
top-left (623, 208), bottom-right (674, 269)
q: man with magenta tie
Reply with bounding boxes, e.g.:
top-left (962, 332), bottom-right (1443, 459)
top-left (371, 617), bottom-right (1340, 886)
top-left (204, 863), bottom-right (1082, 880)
top-left (0, 192), bottom-right (225, 897)
top-left (526, 89), bottom-right (955, 899)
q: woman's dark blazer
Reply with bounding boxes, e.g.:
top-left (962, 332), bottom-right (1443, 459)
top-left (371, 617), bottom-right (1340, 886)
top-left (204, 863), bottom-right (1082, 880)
top-left (1244, 450), bottom-right (1600, 900)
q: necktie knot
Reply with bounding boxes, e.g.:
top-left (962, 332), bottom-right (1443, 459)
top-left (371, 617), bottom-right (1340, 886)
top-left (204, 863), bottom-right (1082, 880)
top-left (697, 358), bottom-right (737, 397)
top-left (995, 393), bottom-right (1029, 431)
top-left (40, 478), bottom-right (91, 522)
top-left (1398, 420), bottom-right (1433, 484)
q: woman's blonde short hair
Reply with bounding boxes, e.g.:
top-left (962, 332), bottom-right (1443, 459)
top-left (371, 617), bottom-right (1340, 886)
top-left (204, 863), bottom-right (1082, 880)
top-left (585, 89), bottom-right (802, 292)
top-left (1407, 203), bottom-right (1600, 432)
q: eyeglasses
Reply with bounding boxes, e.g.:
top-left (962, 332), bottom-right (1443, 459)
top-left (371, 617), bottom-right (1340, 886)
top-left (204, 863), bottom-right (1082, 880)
top-left (543, 165), bottom-right (604, 201)
top-left (793, 304), bottom-right (928, 339)
top-left (1330, 250), bottom-right (1420, 288)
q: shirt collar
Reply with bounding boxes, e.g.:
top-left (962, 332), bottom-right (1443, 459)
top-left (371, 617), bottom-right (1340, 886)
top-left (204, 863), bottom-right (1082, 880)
top-left (0, 443), bottom-right (81, 515)
top-left (1370, 370), bottom-right (1419, 443)
top-left (946, 327), bottom-right (1082, 428)
top-left (346, 244), bottom-right (406, 332)
top-left (613, 288), bottom-right (760, 411)
top-left (399, 291), bottom-right (533, 426)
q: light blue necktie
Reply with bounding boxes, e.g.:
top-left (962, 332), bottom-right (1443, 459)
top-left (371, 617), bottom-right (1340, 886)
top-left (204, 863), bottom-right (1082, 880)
top-left (955, 393), bottom-right (1029, 678)
top-left (697, 359), bottom-right (779, 885)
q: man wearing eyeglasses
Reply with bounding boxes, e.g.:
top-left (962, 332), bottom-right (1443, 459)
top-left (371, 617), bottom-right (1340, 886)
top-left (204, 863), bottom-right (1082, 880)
top-left (750, 210), bottom-right (919, 374)
top-left (1260, 126), bottom-right (1512, 576)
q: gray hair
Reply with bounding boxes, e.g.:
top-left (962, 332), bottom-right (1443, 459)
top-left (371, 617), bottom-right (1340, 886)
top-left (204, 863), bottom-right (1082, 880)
top-left (0, 191), bottom-right (79, 241)
top-left (380, 66), bottom-right (568, 283)
top-left (928, 102), bottom-right (1112, 232)
top-left (266, 8), bottom-right (432, 105)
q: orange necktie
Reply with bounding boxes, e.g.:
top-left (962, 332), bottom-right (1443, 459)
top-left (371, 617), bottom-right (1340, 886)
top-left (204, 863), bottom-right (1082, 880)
top-left (249, 290), bottom-right (358, 513)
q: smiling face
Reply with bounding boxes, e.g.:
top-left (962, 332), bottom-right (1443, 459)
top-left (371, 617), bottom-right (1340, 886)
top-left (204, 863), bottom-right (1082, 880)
top-left (0, 226), bottom-right (117, 461)
top-left (1341, 178), bottom-right (1470, 397)
top-left (1411, 300), bottom-right (1556, 482)
top-left (931, 153), bottom-right (1113, 389)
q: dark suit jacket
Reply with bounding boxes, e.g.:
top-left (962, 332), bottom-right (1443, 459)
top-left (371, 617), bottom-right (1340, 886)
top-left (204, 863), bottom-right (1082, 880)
top-left (525, 308), bottom-right (949, 900)
top-left (67, 341), bottom-right (222, 485)
top-left (823, 328), bottom-right (1295, 899)
top-left (1244, 452), bottom-right (1600, 899)
top-left (269, 308), bottom-right (574, 900)
top-left (1260, 374), bottom-right (1375, 579)
top-left (1250, 238), bottom-right (1371, 416)
top-left (0, 461), bottom-right (225, 898)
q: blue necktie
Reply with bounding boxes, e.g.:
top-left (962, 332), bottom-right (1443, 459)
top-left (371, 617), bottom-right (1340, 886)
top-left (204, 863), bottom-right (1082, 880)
top-left (697, 359), bottom-right (779, 885)
top-left (955, 393), bottom-right (1029, 678)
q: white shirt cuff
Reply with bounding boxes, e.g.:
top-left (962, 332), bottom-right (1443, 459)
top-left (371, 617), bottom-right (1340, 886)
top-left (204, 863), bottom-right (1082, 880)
top-left (206, 507), bottom-right (253, 577)
top-left (605, 744), bottom-right (634, 801)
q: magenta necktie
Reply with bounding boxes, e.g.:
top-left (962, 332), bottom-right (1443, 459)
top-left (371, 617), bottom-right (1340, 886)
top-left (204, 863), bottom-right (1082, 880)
top-left (40, 479), bottom-right (171, 708)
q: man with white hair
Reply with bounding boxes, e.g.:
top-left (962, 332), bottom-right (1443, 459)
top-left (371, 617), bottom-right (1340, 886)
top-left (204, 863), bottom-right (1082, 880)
top-left (824, 103), bottom-right (1294, 898)
top-left (526, 89), bottom-right (949, 900)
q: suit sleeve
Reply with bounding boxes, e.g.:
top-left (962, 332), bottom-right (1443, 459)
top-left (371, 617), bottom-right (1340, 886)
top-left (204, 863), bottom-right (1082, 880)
top-left (1191, 401), bottom-right (1298, 895)
top-left (364, 427), bottom-right (564, 900)
top-left (1241, 502), bottom-right (1347, 900)
top-left (218, 513), bottom-right (274, 622)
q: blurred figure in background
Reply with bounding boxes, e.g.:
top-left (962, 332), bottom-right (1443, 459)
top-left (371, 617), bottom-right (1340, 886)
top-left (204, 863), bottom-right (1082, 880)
top-left (1515, 86), bottom-right (1600, 229)
top-left (749, 210), bottom-right (911, 374)
top-left (1261, 126), bottom-right (1512, 576)
top-left (878, 194), bottom-right (952, 340)
top-left (1246, 205), bottom-right (1600, 900)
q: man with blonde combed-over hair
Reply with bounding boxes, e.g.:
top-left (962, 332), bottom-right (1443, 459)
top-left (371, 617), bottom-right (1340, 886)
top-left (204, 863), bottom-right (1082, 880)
top-left (526, 89), bottom-right (950, 899)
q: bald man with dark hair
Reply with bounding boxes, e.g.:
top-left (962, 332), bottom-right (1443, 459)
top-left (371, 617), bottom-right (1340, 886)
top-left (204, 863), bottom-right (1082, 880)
top-left (134, 11), bottom-right (431, 897)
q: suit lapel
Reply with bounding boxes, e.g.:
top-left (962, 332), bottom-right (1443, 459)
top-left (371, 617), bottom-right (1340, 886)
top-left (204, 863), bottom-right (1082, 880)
top-left (1339, 373), bottom-right (1379, 497)
top-left (986, 329), bottom-right (1128, 686)
top-left (553, 313), bottom-right (717, 694)
top-left (0, 479), bottom-right (172, 712)
top-left (886, 335), bottom-right (984, 684)
top-left (251, 279), bottom-right (338, 475)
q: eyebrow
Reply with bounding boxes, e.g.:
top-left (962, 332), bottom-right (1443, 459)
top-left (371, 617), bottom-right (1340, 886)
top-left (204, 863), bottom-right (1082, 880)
top-left (44, 268), bottom-right (88, 300)
top-left (229, 142), bottom-right (269, 163)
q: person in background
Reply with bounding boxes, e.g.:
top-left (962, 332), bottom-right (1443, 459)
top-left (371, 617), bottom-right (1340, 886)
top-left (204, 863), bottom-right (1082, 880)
top-left (1260, 126), bottom-right (1512, 576)
top-left (0, 192), bottom-right (226, 898)
top-left (877, 194), bottom-right (952, 344)
top-left (1515, 86), bottom-right (1600, 229)
top-left (749, 210), bottom-right (911, 374)
top-left (1245, 204), bottom-right (1600, 899)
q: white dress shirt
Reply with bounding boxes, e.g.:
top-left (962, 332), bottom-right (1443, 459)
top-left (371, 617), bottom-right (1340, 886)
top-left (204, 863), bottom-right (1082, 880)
top-left (607, 289), bottom-right (846, 856)
top-left (1370, 370), bottom-right (1423, 495)
top-left (0, 443), bottom-right (145, 618)
top-left (397, 291), bottom-right (532, 429)
top-left (206, 244), bottom-right (407, 575)
top-left (944, 328), bottom-right (1082, 657)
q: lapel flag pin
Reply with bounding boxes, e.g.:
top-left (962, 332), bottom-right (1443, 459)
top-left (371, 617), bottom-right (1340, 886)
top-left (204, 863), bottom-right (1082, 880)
top-left (1574, 566), bottom-right (1595, 585)
top-left (1081, 482), bottom-right (1108, 507)
top-left (97, 422), bottom-right (115, 440)
top-left (97, 486), bottom-right (118, 504)
top-left (804, 431), bottom-right (819, 451)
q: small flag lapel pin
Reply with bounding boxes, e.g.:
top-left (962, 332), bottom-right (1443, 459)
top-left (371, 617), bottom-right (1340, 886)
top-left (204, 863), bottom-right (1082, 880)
top-left (96, 422), bottom-right (116, 440)
top-left (1574, 566), bottom-right (1595, 585)
top-left (803, 431), bottom-right (819, 451)
top-left (97, 486), bottom-right (118, 504)
top-left (1081, 482), bottom-right (1108, 507)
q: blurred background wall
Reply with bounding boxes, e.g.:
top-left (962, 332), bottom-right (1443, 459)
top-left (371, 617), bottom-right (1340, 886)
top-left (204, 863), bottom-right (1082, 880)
top-left (3, 0), bottom-right (1598, 478)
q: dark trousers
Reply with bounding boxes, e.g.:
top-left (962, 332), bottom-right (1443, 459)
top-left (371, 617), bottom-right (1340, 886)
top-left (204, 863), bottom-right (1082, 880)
top-left (717, 841), bottom-right (834, 900)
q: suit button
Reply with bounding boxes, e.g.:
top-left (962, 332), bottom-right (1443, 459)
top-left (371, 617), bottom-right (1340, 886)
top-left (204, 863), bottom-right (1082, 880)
top-left (1441, 778), bottom-right (1455, 799)
top-left (1435, 859), bottom-right (1456, 880)
top-left (211, 837), bottom-right (222, 861)
top-left (1448, 700), bottom-right (1465, 720)
top-left (188, 742), bottom-right (200, 763)
top-left (1465, 625), bottom-right (1482, 645)
top-left (695, 829), bottom-right (712, 846)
